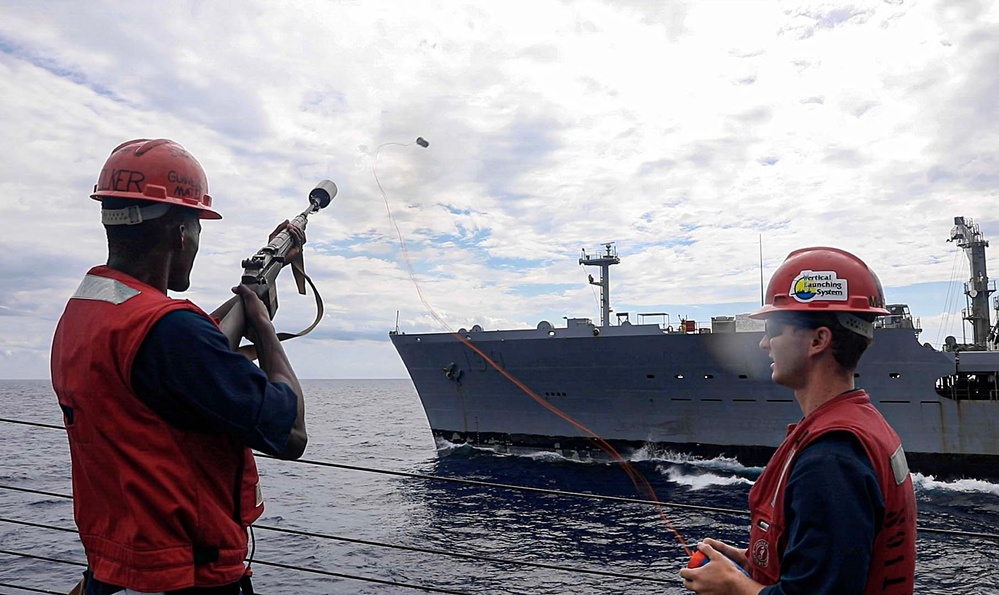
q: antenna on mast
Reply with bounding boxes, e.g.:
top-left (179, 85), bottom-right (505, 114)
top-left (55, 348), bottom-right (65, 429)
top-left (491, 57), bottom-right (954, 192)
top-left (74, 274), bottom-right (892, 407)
top-left (579, 242), bottom-right (621, 327)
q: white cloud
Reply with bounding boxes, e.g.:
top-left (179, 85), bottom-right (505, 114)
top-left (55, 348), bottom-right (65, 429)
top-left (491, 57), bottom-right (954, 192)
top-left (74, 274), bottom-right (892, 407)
top-left (1, 0), bottom-right (997, 378)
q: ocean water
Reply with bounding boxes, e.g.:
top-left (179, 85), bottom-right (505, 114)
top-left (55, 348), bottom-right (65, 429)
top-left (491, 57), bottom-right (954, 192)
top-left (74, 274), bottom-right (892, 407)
top-left (1, 379), bottom-right (998, 594)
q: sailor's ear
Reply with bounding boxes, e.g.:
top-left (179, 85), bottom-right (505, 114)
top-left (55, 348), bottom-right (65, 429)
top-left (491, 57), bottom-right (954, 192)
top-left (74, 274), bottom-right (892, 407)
top-left (171, 222), bottom-right (187, 251)
top-left (809, 326), bottom-right (834, 354)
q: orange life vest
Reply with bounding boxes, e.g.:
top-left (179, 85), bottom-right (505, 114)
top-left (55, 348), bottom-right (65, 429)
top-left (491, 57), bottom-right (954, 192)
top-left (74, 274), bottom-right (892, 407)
top-left (51, 266), bottom-right (263, 592)
top-left (747, 390), bottom-right (916, 593)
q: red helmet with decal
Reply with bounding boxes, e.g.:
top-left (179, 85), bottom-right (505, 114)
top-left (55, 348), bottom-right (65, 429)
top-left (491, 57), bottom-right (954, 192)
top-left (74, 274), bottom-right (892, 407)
top-left (91, 138), bottom-right (221, 221)
top-left (751, 247), bottom-right (890, 319)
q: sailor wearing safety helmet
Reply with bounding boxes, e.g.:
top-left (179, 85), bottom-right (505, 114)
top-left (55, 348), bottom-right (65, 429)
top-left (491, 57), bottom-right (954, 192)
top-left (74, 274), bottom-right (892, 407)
top-left (52, 139), bottom-right (308, 595)
top-left (681, 247), bottom-right (916, 595)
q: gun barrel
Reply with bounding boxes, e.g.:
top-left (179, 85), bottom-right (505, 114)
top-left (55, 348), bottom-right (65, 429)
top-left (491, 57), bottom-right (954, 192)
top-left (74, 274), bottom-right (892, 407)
top-left (222, 181), bottom-right (333, 350)
top-left (238, 182), bottom-right (333, 315)
top-left (262, 205), bottom-right (313, 261)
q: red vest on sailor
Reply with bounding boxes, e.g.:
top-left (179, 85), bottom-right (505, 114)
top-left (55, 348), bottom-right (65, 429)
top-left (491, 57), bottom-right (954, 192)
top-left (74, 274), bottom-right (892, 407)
top-left (746, 390), bottom-right (917, 594)
top-left (51, 266), bottom-right (263, 592)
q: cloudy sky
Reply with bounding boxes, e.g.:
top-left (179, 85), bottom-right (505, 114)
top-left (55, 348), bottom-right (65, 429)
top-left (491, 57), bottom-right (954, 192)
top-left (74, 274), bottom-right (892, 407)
top-left (1, 0), bottom-right (996, 379)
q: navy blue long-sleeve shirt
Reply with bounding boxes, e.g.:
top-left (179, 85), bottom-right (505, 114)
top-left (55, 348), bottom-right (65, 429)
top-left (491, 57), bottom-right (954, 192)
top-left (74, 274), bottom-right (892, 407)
top-left (759, 432), bottom-right (885, 595)
top-left (131, 309), bottom-right (299, 456)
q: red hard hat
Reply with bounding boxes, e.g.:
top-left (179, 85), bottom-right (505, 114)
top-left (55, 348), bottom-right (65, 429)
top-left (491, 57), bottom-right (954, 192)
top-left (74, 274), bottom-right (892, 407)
top-left (91, 139), bottom-right (221, 220)
top-left (751, 247), bottom-right (890, 319)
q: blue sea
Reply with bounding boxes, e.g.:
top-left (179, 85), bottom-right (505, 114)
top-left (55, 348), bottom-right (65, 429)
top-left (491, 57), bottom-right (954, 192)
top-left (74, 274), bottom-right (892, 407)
top-left (1, 379), bottom-right (998, 594)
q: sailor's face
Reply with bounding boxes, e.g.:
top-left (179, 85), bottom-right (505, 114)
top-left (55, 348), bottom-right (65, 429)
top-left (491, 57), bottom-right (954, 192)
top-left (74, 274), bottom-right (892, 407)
top-left (760, 318), bottom-right (811, 389)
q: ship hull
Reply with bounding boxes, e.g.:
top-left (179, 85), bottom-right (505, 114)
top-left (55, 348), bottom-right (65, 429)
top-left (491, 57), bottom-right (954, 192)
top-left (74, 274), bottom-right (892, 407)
top-left (392, 322), bottom-right (999, 477)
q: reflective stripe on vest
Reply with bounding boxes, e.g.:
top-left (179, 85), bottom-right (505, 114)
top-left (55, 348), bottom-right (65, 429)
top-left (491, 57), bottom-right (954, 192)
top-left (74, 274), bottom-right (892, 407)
top-left (72, 274), bottom-right (140, 305)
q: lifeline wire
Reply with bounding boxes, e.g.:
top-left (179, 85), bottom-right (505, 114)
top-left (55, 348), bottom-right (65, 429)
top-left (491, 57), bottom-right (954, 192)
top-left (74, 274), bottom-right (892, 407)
top-left (251, 524), bottom-right (674, 584)
top-left (0, 417), bottom-right (745, 517)
top-left (7, 511), bottom-right (999, 587)
top-left (2, 429), bottom-right (999, 541)
top-left (0, 417), bottom-right (62, 430)
top-left (0, 516), bottom-right (671, 588)
top-left (374, 142), bottom-right (695, 557)
top-left (248, 559), bottom-right (473, 595)
top-left (0, 582), bottom-right (63, 595)
top-left (0, 544), bottom-right (473, 595)
top-left (4, 508), bottom-right (999, 595)
top-left (0, 549), bottom-right (85, 568)
top-left (3, 495), bottom-right (999, 594)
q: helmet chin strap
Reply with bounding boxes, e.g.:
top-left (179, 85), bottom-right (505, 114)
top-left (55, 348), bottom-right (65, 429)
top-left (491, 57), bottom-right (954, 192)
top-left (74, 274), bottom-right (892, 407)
top-left (836, 312), bottom-right (875, 339)
top-left (101, 202), bottom-right (171, 226)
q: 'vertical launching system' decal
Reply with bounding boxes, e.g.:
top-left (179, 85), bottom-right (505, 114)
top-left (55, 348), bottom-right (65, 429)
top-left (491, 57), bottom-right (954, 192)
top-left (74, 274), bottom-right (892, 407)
top-left (789, 270), bottom-right (848, 303)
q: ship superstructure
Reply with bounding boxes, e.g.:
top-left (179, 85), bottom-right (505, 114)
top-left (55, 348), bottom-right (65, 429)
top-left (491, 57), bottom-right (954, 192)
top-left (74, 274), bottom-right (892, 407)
top-left (390, 218), bottom-right (999, 477)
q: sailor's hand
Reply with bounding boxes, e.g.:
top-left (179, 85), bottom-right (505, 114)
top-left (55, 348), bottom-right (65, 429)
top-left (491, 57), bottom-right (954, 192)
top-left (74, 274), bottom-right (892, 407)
top-left (702, 538), bottom-right (748, 569)
top-left (232, 285), bottom-right (275, 345)
top-left (269, 219), bottom-right (306, 262)
top-left (679, 542), bottom-right (760, 594)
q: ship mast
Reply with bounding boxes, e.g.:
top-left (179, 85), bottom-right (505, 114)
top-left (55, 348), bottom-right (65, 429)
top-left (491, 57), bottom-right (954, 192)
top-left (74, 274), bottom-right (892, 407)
top-left (579, 242), bottom-right (620, 327)
top-left (949, 216), bottom-right (995, 348)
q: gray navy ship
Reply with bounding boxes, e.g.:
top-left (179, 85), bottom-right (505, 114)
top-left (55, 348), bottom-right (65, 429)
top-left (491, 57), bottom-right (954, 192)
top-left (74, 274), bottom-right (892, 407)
top-left (390, 217), bottom-right (999, 478)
